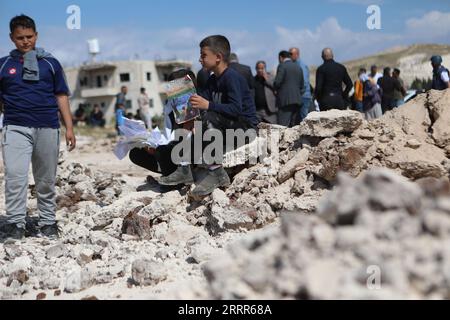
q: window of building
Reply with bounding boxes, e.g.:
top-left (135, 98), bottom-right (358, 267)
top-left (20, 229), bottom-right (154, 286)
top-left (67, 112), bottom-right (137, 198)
top-left (120, 73), bottom-right (130, 82)
top-left (96, 76), bottom-right (103, 88)
top-left (125, 100), bottom-right (132, 110)
top-left (149, 99), bottom-right (154, 108)
top-left (146, 72), bottom-right (152, 81)
top-left (80, 76), bottom-right (88, 87)
top-left (163, 73), bottom-right (169, 81)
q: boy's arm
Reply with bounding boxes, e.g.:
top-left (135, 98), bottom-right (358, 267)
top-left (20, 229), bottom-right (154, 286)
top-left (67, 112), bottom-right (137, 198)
top-left (56, 94), bottom-right (76, 151)
top-left (190, 78), bottom-right (243, 117)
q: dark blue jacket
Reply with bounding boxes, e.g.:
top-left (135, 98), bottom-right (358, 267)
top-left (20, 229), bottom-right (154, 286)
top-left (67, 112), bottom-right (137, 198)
top-left (200, 67), bottom-right (258, 127)
top-left (432, 66), bottom-right (449, 91)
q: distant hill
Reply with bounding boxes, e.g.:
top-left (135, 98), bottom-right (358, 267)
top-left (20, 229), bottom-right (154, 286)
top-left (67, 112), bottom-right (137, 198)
top-left (309, 44), bottom-right (450, 88)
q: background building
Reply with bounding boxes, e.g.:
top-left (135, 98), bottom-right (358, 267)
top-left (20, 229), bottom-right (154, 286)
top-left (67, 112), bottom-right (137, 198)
top-left (64, 59), bottom-right (192, 125)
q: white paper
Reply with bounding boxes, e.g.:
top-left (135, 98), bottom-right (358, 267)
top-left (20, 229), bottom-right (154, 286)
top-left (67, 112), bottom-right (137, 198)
top-left (113, 118), bottom-right (171, 160)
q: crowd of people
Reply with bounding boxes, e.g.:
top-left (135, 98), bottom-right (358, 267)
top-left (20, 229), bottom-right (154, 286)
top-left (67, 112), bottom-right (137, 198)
top-left (196, 48), bottom-right (449, 128)
top-left (72, 103), bottom-right (106, 127)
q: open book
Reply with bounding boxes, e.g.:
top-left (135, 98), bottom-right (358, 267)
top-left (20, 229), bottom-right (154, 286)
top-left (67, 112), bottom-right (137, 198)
top-left (164, 75), bottom-right (200, 124)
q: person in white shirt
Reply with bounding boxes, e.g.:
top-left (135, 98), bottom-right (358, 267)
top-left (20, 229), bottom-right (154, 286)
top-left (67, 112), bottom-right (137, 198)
top-left (368, 65), bottom-right (383, 86)
top-left (137, 87), bottom-right (152, 129)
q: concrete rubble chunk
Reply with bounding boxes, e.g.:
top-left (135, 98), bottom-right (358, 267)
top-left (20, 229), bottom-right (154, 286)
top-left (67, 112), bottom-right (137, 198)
top-left (277, 149), bottom-right (310, 184)
top-left (131, 259), bottom-right (167, 286)
top-left (46, 244), bottom-right (68, 259)
top-left (299, 110), bottom-right (363, 137)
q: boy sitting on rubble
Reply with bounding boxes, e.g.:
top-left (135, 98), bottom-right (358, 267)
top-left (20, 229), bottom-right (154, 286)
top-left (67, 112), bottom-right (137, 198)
top-left (158, 35), bottom-right (259, 197)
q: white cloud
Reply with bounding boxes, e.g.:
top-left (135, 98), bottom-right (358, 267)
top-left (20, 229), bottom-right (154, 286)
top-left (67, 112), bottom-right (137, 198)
top-left (0, 10), bottom-right (448, 73)
top-left (405, 11), bottom-right (450, 40)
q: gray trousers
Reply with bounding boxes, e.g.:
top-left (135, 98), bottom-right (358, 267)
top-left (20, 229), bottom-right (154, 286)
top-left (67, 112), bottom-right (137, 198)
top-left (1, 125), bottom-right (60, 229)
top-left (278, 104), bottom-right (301, 128)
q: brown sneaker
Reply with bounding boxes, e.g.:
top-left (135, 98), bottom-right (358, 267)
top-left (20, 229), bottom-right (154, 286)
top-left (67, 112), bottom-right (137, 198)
top-left (191, 167), bottom-right (230, 197)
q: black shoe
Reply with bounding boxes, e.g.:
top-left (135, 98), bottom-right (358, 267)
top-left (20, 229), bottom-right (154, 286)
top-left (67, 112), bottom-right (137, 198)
top-left (0, 223), bottom-right (25, 240)
top-left (38, 223), bottom-right (61, 240)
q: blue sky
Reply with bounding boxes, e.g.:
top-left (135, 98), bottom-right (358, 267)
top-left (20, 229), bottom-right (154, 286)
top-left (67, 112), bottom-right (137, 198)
top-left (1, 0), bottom-right (449, 70)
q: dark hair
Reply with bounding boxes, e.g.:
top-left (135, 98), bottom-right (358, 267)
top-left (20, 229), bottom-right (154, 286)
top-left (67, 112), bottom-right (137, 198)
top-left (371, 65), bottom-right (377, 70)
top-left (199, 35), bottom-right (231, 63)
top-left (140, 87), bottom-right (146, 93)
top-left (279, 50), bottom-right (290, 59)
top-left (168, 69), bottom-right (197, 88)
top-left (383, 67), bottom-right (391, 75)
top-left (255, 60), bottom-right (266, 69)
top-left (393, 68), bottom-right (400, 75)
top-left (10, 14), bottom-right (36, 33)
top-left (359, 67), bottom-right (367, 74)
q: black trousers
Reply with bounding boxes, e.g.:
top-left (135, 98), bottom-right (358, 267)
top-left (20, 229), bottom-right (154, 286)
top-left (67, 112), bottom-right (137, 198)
top-left (129, 142), bottom-right (178, 177)
top-left (381, 97), bottom-right (396, 114)
top-left (278, 104), bottom-right (300, 128)
top-left (178, 110), bottom-right (257, 165)
top-left (130, 111), bottom-right (256, 172)
top-left (319, 93), bottom-right (346, 111)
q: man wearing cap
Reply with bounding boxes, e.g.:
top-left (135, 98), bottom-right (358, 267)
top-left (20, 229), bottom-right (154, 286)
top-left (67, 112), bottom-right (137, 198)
top-left (431, 55), bottom-right (450, 90)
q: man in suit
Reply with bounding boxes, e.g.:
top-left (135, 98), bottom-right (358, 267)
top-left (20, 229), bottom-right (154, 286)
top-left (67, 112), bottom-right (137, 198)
top-left (229, 53), bottom-right (255, 98)
top-left (274, 50), bottom-right (304, 128)
top-left (315, 48), bottom-right (353, 111)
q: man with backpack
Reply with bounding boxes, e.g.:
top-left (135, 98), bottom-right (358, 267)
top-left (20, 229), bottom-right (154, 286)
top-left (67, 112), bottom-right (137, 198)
top-left (431, 55), bottom-right (450, 91)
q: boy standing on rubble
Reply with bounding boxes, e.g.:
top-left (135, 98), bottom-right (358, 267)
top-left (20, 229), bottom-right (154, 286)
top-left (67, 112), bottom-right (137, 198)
top-left (0, 15), bottom-right (76, 240)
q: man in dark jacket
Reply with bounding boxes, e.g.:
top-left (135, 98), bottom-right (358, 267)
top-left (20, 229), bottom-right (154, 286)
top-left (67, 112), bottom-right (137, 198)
top-left (377, 67), bottom-right (406, 114)
top-left (431, 55), bottom-right (450, 91)
top-left (274, 50), bottom-right (304, 128)
top-left (229, 53), bottom-right (255, 98)
top-left (315, 48), bottom-right (353, 111)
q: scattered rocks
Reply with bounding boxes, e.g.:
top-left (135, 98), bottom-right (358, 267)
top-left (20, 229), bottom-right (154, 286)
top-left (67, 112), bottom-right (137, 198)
top-left (131, 259), bottom-right (167, 286)
top-left (36, 292), bottom-right (46, 300)
top-left (46, 244), bottom-right (68, 259)
top-left (202, 168), bottom-right (450, 299)
top-left (1, 90), bottom-right (450, 300)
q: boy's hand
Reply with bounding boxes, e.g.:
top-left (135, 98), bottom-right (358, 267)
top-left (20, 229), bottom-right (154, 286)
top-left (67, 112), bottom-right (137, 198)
top-left (190, 94), bottom-right (209, 110)
top-left (66, 128), bottom-right (76, 152)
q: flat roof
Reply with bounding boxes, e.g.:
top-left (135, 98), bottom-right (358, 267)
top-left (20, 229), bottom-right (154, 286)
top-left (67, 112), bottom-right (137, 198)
top-left (79, 63), bottom-right (117, 71)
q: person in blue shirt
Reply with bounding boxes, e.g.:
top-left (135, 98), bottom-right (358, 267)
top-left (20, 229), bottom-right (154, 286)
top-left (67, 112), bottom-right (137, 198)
top-left (0, 15), bottom-right (76, 240)
top-left (159, 35), bottom-right (258, 198)
top-left (289, 47), bottom-right (312, 123)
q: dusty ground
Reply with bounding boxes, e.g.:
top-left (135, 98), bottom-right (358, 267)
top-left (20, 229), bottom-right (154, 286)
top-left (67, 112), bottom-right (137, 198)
top-left (0, 131), bottom-right (283, 300)
top-left (1, 89), bottom-right (450, 300)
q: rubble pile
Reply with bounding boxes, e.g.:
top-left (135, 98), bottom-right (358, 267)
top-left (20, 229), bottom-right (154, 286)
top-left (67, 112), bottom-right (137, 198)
top-left (0, 89), bottom-right (450, 299)
top-left (202, 169), bottom-right (450, 299)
